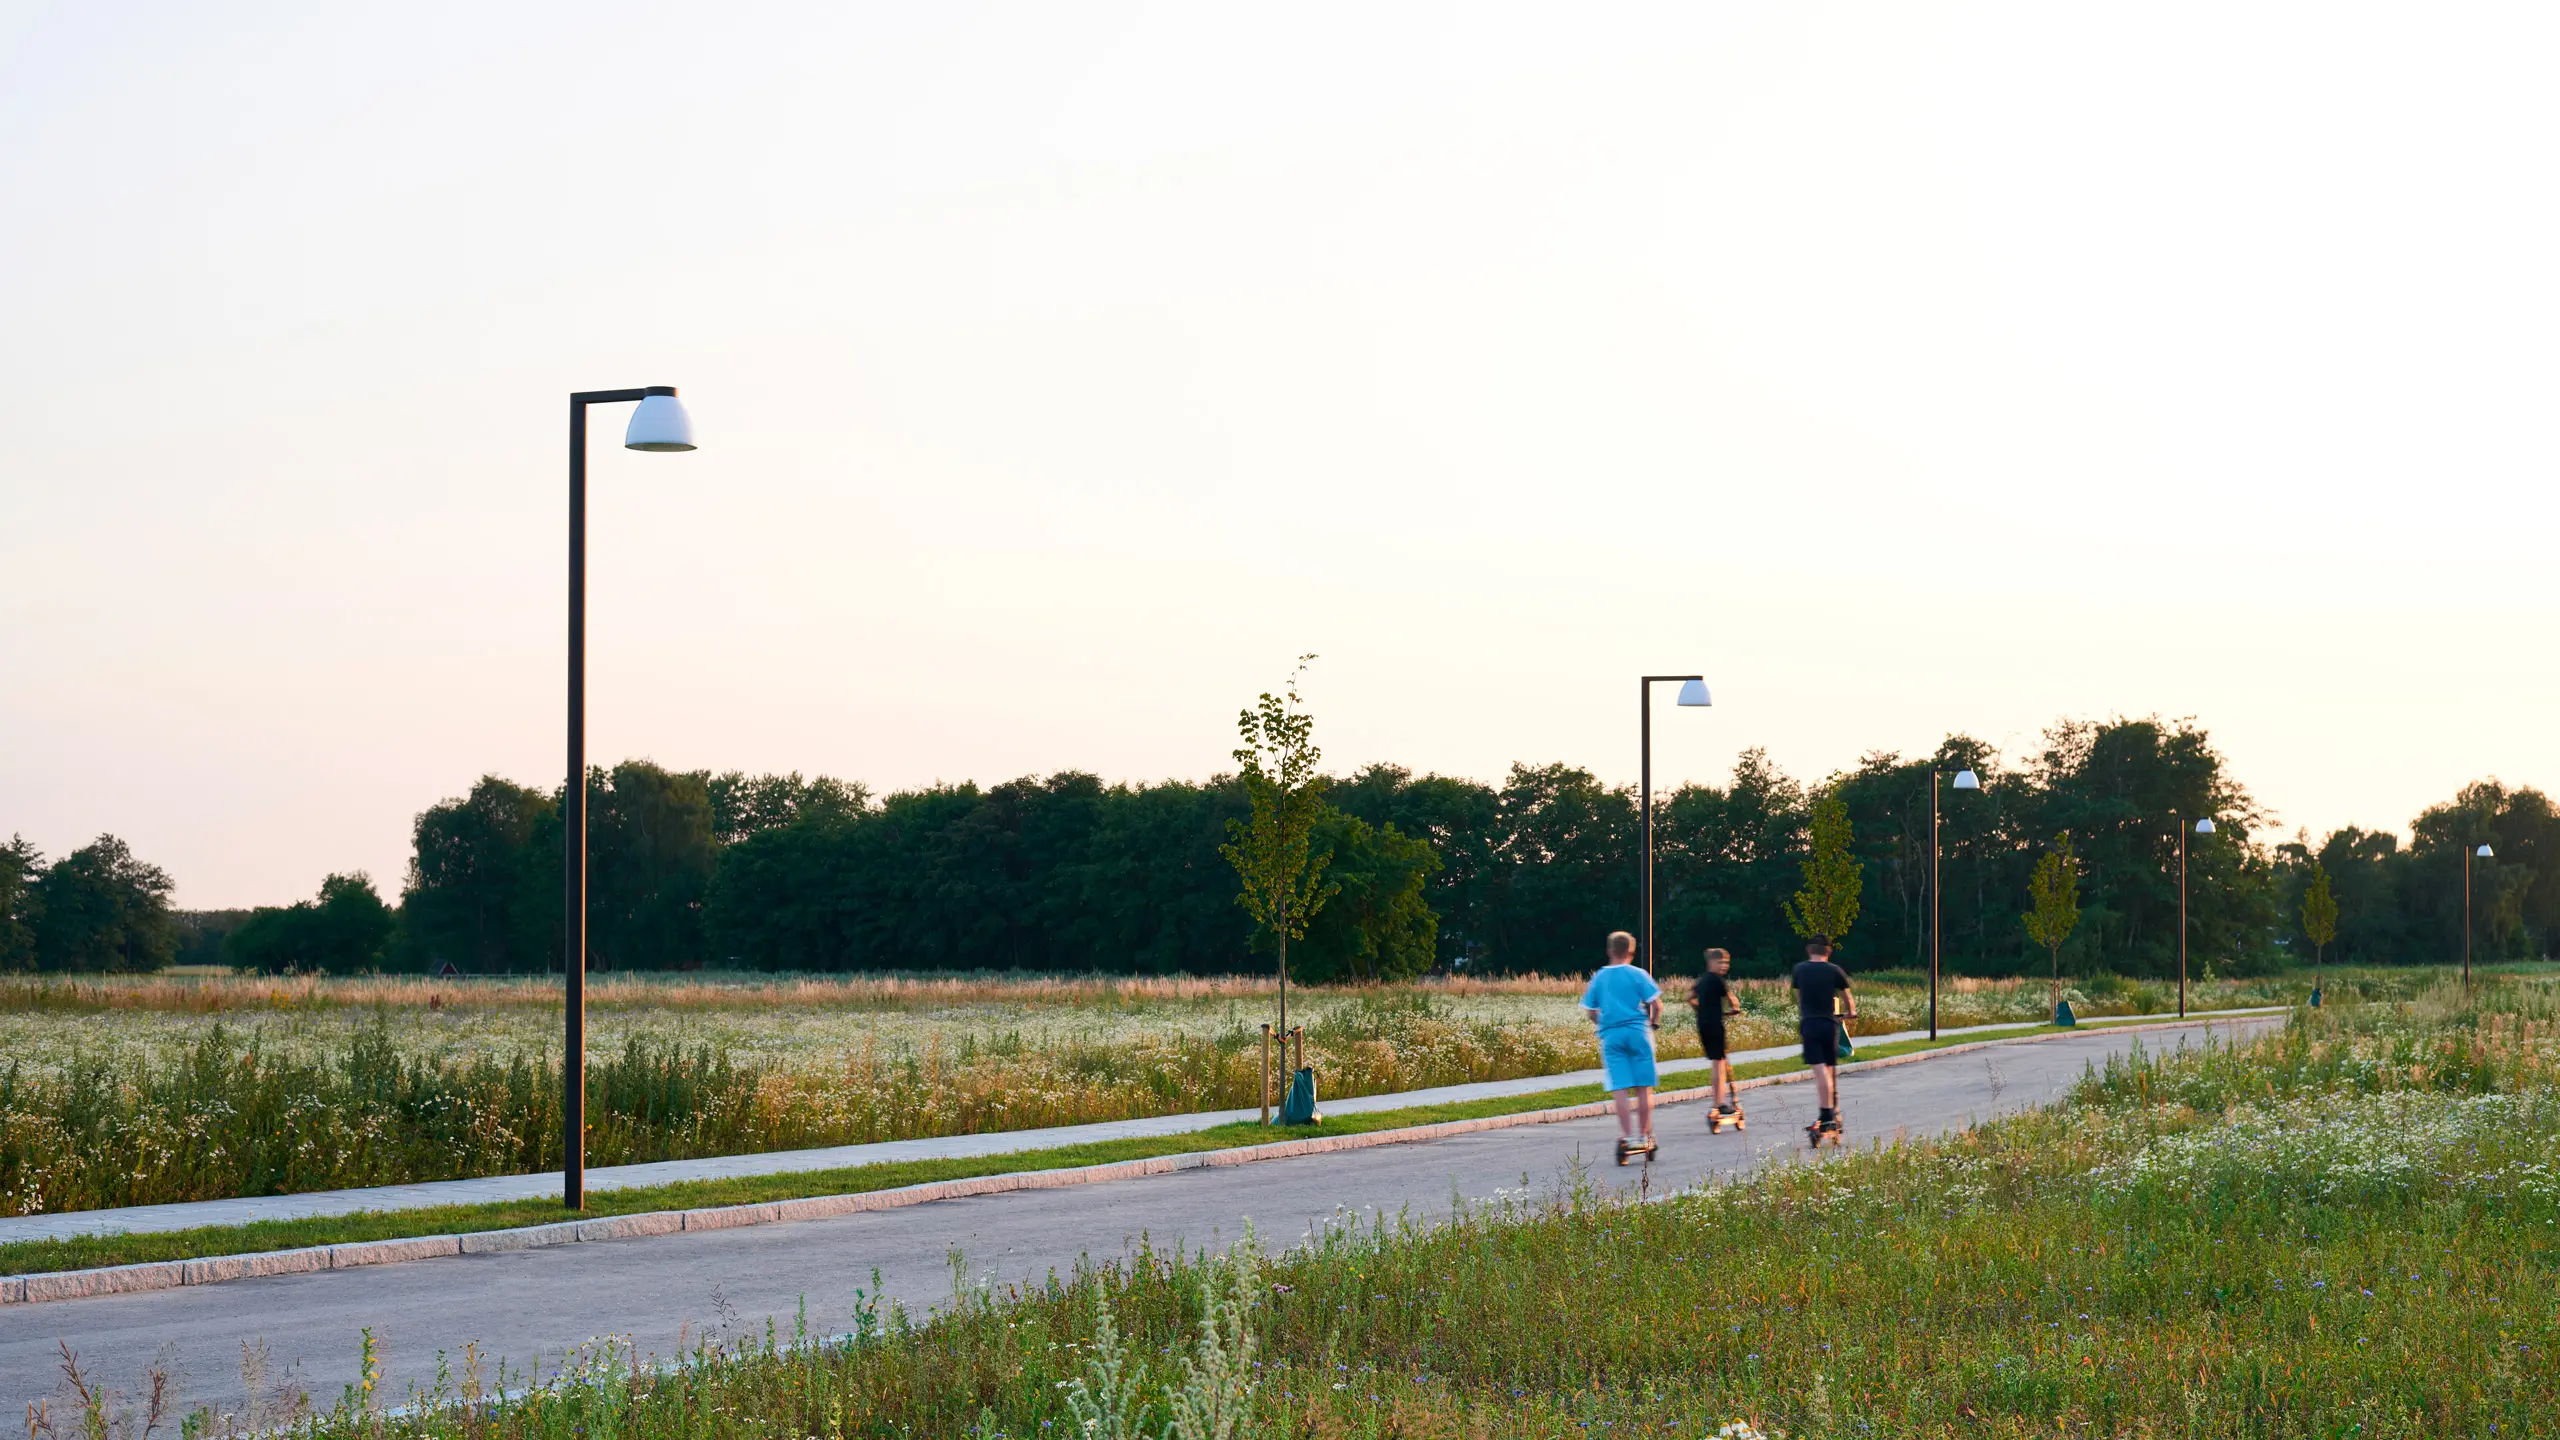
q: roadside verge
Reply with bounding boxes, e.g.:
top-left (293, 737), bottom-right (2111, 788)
top-left (0, 1012), bottom-right (2283, 1306)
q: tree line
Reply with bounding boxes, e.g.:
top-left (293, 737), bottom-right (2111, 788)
top-left (5, 715), bottom-right (2551, 978)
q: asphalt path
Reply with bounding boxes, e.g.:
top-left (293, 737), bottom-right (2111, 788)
top-left (2, 1017), bottom-right (2274, 1418)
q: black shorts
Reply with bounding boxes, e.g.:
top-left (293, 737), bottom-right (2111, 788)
top-left (1697, 1025), bottom-right (1728, 1062)
top-left (1799, 1021), bottom-right (1839, 1068)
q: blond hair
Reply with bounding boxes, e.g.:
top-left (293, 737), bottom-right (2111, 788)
top-left (1605, 931), bottom-right (1637, 960)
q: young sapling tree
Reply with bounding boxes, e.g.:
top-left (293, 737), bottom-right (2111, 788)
top-left (1785, 787), bottom-right (1863, 952)
top-left (1219, 656), bottom-right (1340, 1044)
top-left (2022, 834), bottom-right (2082, 1014)
top-left (2300, 863), bottom-right (2338, 1001)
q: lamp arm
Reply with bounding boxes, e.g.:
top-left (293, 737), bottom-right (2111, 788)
top-left (571, 386), bottom-right (675, 405)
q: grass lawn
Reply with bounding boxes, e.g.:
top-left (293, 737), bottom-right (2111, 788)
top-left (124, 979), bottom-right (2557, 1439)
top-left (0, 1019), bottom-right (2147, 1279)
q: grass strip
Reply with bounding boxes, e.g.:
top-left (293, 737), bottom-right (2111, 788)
top-left (0, 1016), bottom-right (2165, 1279)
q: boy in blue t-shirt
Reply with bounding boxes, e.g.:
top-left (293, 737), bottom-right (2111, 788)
top-left (1579, 930), bottom-right (1663, 1159)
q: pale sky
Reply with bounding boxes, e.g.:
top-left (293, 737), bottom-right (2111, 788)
top-left (4, 3), bottom-right (2556, 908)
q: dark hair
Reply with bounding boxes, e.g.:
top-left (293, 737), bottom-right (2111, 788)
top-left (1805, 938), bottom-right (1833, 957)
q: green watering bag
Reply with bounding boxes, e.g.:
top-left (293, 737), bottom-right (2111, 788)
top-left (1279, 1066), bottom-right (1321, 1125)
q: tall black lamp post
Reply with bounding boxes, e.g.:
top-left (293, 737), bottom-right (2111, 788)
top-left (1638, 675), bottom-right (1711, 975)
top-left (2174, 814), bottom-right (2214, 1020)
top-left (1929, 766), bottom-right (1979, 1040)
top-left (2465, 841), bottom-right (2494, 991)
top-left (565, 385), bottom-right (696, 1209)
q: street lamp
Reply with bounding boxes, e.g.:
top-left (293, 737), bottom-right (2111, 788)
top-left (2176, 815), bottom-right (2214, 1020)
top-left (1929, 767), bottom-right (1979, 1040)
top-left (564, 384), bottom-right (696, 1210)
top-left (2466, 842), bottom-right (2494, 991)
top-left (1638, 675), bottom-right (1711, 974)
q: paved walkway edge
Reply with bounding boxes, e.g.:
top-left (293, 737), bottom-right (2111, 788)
top-left (0, 1013), bottom-right (2280, 1308)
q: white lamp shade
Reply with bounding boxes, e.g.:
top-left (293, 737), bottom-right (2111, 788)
top-left (624, 394), bottom-right (696, 452)
top-left (1676, 678), bottom-right (1711, 707)
top-left (2477, 843), bottom-right (2495, 858)
top-left (2195, 817), bottom-right (2216, 834)
top-left (1952, 769), bottom-right (1980, 790)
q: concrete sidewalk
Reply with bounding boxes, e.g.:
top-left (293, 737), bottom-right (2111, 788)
top-left (0, 1006), bottom-right (2284, 1245)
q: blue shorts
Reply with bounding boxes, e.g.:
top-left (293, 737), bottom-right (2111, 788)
top-left (1599, 1027), bottom-right (1658, 1092)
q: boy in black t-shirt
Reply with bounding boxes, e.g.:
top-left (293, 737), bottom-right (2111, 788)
top-left (1688, 947), bottom-right (1742, 1126)
top-left (1790, 938), bottom-right (1856, 1138)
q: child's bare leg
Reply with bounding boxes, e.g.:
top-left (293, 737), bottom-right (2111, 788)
top-left (1815, 1065), bottom-right (1837, 1112)
top-left (1713, 1058), bottom-right (1732, 1105)
top-left (1634, 1087), bottom-right (1654, 1136)
top-left (1612, 1091), bottom-right (1637, 1138)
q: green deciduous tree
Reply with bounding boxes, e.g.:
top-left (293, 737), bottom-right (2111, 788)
top-left (169, 910), bottom-right (250, 969)
top-left (1785, 788), bottom-right (1862, 951)
top-left (585, 760), bottom-right (718, 972)
top-left (1483, 762), bottom-right (1636, 972)
top-left (401, 775), bottom-right (551, 973)
top-left (706, 771), bottom-right (868, 846)
top-left (1294, 811), bottom-right (1441, 983)
top-left (2299, 863), bottom-right (2337, 981)
top-left (2283, 827), bottom-right (2404, 966)
top-left (400, 764), bottom-right (721, 973)
top-left (2022, 834), bottom-right (2082, 1007)
top-left (1219, 658), bottom-right (1339, 1035)
top-left (32, 834), bottom-right (175, 973)
top-left (2409, 781), bottom-right (2540, 964)
top-left (0, 836), bottom-right (41, 972)
top-left (1653, 748), bottom-right (1808, 977)
top-left (703, 773), bottom-right (1258, 974)
top-left (227, 872), bottom-right (396, 974)
top-left (1330, 764), bottom-right (1497, 970)
top-left (2027, 718), bottom-right (2268, 976)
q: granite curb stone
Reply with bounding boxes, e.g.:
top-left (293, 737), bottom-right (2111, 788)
top-left (679, 1202), bottom-right (782, 1232)
top-left (327, 1235), bottom-right (461, 1269)
top-left (179, 1245), bottom-right (330, 1287)
top-left (0, 1013), bottom-right (2279, 1307)
top-left (21, 1263), bottom-right (182, 1302)
top-left (458, 1225), bottom-right (581, 1255)
top-left (577, 1212), bottom-right (681, 1242)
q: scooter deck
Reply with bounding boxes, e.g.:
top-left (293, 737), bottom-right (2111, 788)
top-left (1805, 1121), bottom-right (1845, 1149)
top-left (1708, 1107), bottom-right (1746, 1133)
top-left (1615, 1137), bottom-right (1658, 1166)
